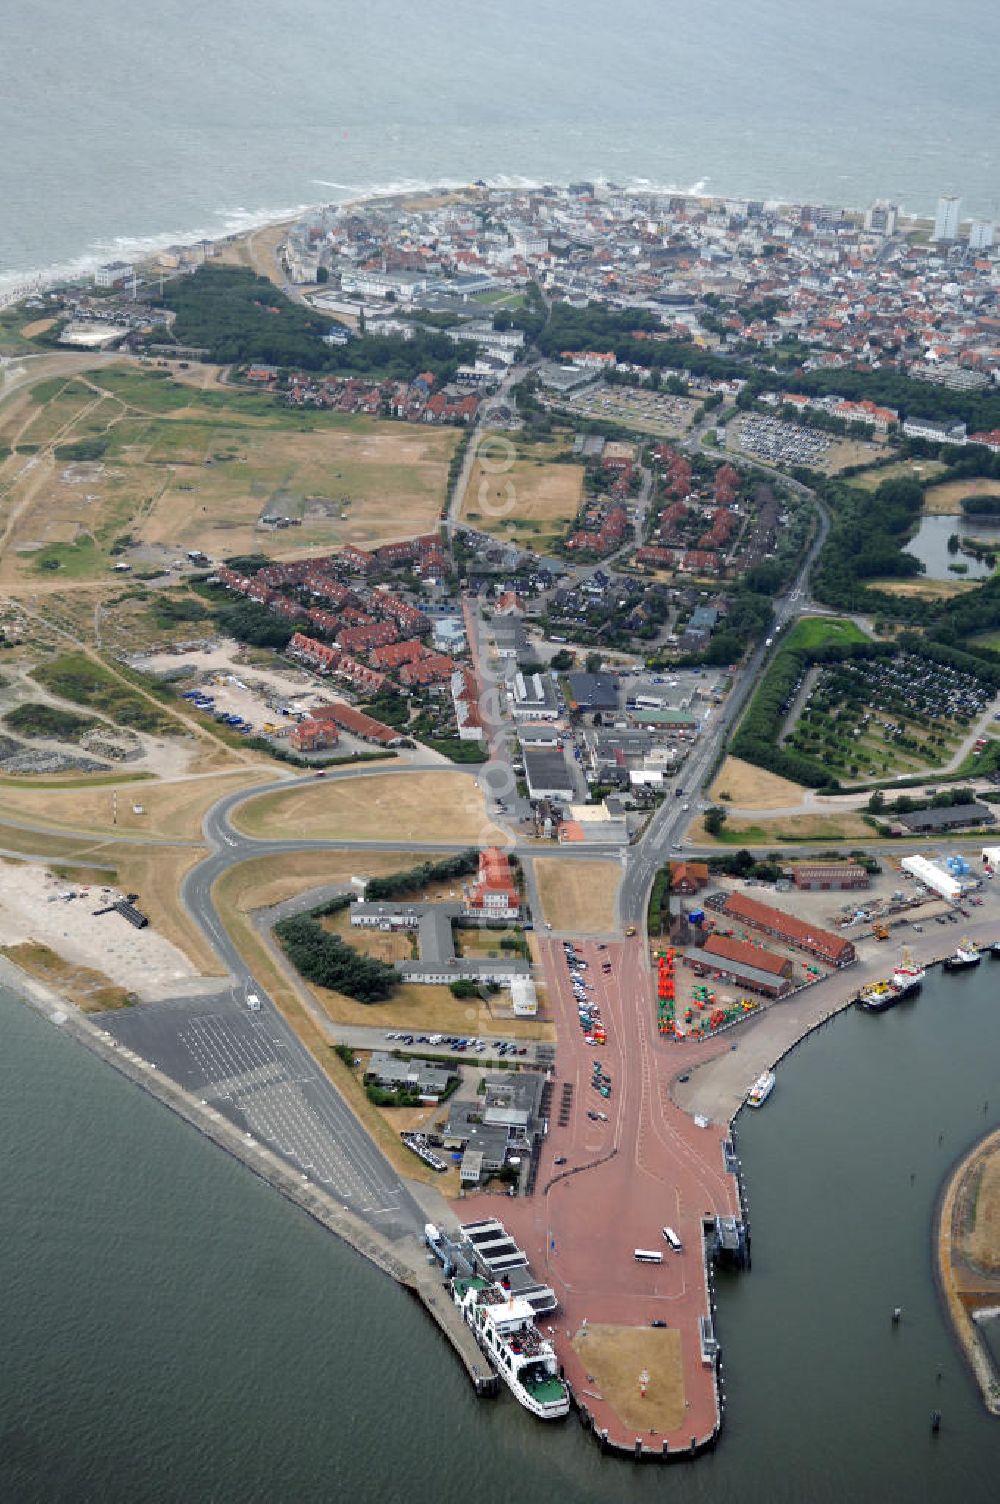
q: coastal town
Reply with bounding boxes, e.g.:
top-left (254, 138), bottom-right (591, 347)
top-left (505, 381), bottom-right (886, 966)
top-left (1, 178), bottom-right (1000, 1458)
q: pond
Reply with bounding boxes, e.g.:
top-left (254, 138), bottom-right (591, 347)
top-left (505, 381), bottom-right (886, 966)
top-left (904, 514), bottom-right (999, 581)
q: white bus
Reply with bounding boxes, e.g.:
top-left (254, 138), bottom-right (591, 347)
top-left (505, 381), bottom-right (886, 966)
top-left (634, 1248), bottom-right (664, 1264)
top-left (662, 1226), bottom-right (682, 1252)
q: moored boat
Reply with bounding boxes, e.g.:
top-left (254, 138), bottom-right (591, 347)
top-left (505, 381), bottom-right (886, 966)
top-left (944, 940), bottom-right (981, 972)
top-left (452, 1276), bottom-right (570, 1419)
top-left (746, 1071), bottom-right (775, 1107)
top-left (893, 948), bottom-right (925, 993)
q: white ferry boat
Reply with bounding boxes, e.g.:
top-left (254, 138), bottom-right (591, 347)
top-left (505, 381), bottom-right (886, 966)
top-left (746, 1071), bottom-right (775, 1108)
top-left (452, 1276), bottom-right (570, 1419)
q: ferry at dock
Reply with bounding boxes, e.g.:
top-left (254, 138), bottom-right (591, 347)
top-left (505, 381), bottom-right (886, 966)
top-left (451, 1275), bottom-right (570, 1419)
top-left (746, 1071), bottom-right (775, 1107)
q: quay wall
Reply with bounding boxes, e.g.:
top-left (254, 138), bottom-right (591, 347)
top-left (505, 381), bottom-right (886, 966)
top-left (1, 957), bottom-right (498, 1400)
top-left (934, 1124), bottom-right (1000, 1416)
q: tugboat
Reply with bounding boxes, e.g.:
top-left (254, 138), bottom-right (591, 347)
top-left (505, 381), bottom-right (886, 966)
top-left (943, 940), bottom-right (981, 972)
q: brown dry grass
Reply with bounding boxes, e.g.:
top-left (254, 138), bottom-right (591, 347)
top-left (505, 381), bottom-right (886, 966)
top-left (19, 318), bottom-right (57, 339)
top-left (867, 577), bottom-right (978, 600)
top-left (139, 419), bottom-right (459, 558)
top-left (572, 1324), bottom-right (684, 1434)
top-left (924, 476), bottom-right (1000, 515)
top-left (308, 971), bottom-right (552, 1040)
top-left (534, 858), bottom-right (621, 934)
top-left (2, 939), bottom-right (136, 1011)
top-left (460, 433), bottom-right (584, 546)
top-left (967, 1149), bottom-right (1000, 1272)
top-left (113, 844), bottom-right (222, 974)
top-left (710, 756), bottom-right (808, 811)
top-left (690, 810), bottom-right (872, 844)
top-left (0, 769), bottom-right (274, 840)
top-left (233, 771), bottom-right (507, 845)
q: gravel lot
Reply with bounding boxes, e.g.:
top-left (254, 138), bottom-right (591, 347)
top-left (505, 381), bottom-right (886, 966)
top-left (0, 863), bottom-right (209, 1000)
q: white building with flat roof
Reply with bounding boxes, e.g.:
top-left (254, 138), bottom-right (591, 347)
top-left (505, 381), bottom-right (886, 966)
top-left (900, 854), bottom-right (963, 901)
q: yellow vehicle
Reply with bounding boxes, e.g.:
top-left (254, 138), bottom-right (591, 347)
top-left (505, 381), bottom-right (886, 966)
top-left (625, 924), bottom-right (637, 937)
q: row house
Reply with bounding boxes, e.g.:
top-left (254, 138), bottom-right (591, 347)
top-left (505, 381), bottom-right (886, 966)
top-left (378, 593), bottom-right (428, 635)
top-left (682, 550), bottom-right (721, 575)
top-left (374, 540), bottom-right (418, 568)
top-left (303, 573), bottom-right (354, 609)
top-left (307, 607), bottom-right (341, 636)
top-left (318, 702), bottom-right (402, 747)
top-left (451, 668), bottom-right (484, 742)
top-left (370, 638), bottom-right (429, 671)
top-left (336, 654), bottom-right (386, 694)
top-left (337, 621), bottom-right (400, 653)
top-left (399, 652), bottom-right (455, 687)
top-left (635, 545), bottom-right (676, 569)
top-left (288, 633), bottom-right (340, 674)
top-left (339, 544), bottom-right (377, 574)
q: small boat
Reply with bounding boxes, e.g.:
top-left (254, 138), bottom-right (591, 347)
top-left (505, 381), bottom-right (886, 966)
top-left (746, 1071), bottom-right (775, 1107)
top-left (943, 941), bottom-right (981, 972)
top-left (990, 941), bottom-right (1000, 959)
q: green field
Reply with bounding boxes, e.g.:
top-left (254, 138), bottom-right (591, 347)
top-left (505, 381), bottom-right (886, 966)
top-left (850, 458), bottom-right (947, 492)
top-left (781, 616), bottom-right (870, 652)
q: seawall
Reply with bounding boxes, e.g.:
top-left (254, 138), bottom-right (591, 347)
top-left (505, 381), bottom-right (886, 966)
top-left (1, 958), bottom-right (497, 1399)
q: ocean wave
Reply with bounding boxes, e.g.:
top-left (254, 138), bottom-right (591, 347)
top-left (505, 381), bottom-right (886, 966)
top-left (0, 201), bottom-right (315, 298)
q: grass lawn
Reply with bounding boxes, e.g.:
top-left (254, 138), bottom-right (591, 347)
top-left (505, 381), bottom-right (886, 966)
top-left (710, 756), bottom-right (807, 810)
top-left (460, 429), bottom-right (583, 550)
top-left (572, 1325), bottom-right (684, 1435)
top-left (924, 476), bottom-right (1000, 515)
top-left (691, 811), bottom-right (872, 843)
top-left (0, 768), bottom-right (273, 840)
top-left (534, 858), bottom-right (621, 933)
top-left (964, 1144), bottom-right (1000, 1272)
top-left (233, 770), bottom-right (507, 845)
top-left (851, 458), bottom-right (947, 493)
top-left (0, 362), bottom-right (460, 579)
top-left (781, 616), bottom-right (869, 653)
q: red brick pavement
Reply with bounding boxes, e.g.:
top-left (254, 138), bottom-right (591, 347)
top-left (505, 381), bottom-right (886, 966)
top-left (452, 935), bottom-right (743, 1451)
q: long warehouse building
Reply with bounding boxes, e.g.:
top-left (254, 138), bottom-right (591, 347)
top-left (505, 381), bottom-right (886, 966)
top-left (719, 892), bottom-right (856, 967)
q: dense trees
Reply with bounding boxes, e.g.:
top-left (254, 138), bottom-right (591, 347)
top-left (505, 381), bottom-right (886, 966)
top-left (812, 475), bottom-right (926, 610)
top-left (213, 599), bottom-right (301, 648)
top-left (159, 267), bottom-right (472, 381)
top-left (274, 914), bottom-right (398, 1002)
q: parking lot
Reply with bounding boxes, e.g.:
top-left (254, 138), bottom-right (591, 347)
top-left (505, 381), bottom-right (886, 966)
top-left (735, 414), bottom-right (831, 466)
